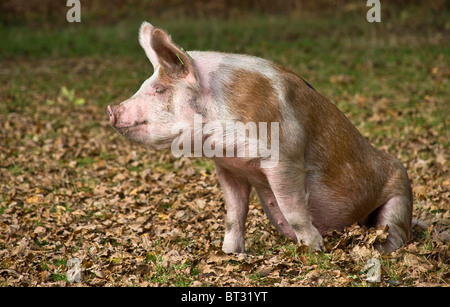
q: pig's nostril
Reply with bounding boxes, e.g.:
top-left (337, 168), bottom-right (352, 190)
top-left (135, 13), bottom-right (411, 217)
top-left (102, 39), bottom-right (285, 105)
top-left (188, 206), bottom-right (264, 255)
top-left (107, 105), bottom-right (114, 117)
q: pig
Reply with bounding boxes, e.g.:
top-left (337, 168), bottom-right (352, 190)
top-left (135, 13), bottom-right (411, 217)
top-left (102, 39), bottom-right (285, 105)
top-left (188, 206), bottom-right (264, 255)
top-left (107, 22), bottom-right (413, 253)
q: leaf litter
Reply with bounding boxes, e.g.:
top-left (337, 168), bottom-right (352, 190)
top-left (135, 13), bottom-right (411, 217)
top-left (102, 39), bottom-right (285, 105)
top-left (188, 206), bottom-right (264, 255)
top-left (0, 58), bottom-right (448, 287)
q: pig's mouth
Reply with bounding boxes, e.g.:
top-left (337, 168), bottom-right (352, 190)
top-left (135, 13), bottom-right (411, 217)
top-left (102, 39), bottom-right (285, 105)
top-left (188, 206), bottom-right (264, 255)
top-left (114, 121), bottom-right (149, 135)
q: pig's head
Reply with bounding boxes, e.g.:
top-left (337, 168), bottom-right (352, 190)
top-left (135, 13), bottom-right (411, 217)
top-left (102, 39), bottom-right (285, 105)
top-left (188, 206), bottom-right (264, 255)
top-left (107, 22), bottom-right (199, 150)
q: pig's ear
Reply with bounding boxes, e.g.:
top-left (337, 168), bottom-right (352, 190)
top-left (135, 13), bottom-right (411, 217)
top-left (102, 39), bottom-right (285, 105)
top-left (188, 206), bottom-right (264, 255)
top-left (139, 22), bottom-right (196, 83)
top-left (150, 29), bottom-right (197, 84)
top-left (139, 22), bottom-right (159, 69)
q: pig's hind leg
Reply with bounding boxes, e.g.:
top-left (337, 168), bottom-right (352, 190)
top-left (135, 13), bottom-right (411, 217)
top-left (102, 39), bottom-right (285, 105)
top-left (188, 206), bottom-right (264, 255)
top-left (264, 167), bottom-right (324, 250)
top-left (369, 162), bottom-right (413, 253)
top-left (255, 185), bottom-right (297, 241)
top-left (371, 195), bottom-right (412, 253)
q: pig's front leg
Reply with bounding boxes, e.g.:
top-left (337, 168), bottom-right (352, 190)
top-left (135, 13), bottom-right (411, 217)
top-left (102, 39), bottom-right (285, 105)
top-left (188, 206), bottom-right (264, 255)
top-left (264, 165), bottom-right (324, 250)
top-left (216, 164), bottom-right (251, 254)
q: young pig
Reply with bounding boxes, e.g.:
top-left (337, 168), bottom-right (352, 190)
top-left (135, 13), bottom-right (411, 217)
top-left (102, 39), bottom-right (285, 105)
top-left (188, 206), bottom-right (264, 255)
top-left (107, 22), bottom-right (413, 253)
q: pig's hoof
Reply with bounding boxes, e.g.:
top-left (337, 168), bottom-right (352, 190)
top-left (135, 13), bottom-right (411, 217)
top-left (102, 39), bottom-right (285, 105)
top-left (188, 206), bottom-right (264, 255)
top-left (298, 228), bottom-right (324, 251)
top-left (222, 244), bottom-right (245, 254)
top-left (308, 236), bottom-right (324, 251)
top-left (222, 241), bottom-right (245, 254)
top-left (222, 232), bottom-right (245, 254)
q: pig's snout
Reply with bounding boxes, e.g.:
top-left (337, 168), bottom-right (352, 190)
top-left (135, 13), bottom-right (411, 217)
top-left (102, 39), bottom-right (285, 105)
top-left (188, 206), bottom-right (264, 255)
top-left (106, 102), bottom-right (150, 139)
top-left (107, 105), bottom-right (114, 117)
top-left (107, 105), bottom-right (116, 126)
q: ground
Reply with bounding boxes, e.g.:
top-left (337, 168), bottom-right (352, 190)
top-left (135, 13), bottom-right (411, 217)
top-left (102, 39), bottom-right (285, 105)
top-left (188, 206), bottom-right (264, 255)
top-left (0, 3), bottom-right (449, 287)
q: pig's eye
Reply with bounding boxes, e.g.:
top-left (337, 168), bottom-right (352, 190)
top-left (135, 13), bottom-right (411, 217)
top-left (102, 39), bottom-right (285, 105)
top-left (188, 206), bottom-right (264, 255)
top-left (155, 85), bottom-right (167, 94)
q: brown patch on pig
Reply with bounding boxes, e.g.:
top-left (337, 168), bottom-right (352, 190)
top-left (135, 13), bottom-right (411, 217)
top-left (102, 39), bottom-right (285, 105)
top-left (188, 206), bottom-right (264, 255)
top-left (155, 66), bottom-right (175, 113)
top-left (222, 69), bottom-right (282, 146)
top-left (224, 70), bottom-right (281, 125)
top-left (274, 63), bottom-right (410, 233)
top-left (157, 66), bottom-right (175, 86)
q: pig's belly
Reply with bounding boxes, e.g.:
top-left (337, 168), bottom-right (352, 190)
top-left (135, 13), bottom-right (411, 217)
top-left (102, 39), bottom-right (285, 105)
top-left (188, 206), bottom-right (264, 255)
top-left (214, 157), bottom-right (268, 184)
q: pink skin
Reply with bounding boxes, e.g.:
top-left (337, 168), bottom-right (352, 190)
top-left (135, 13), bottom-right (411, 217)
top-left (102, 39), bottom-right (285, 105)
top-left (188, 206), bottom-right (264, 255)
top-left (213, 156), bottom-right (322, 252)
top-left (108, 94), bottom-right (175, 149)
top-left (216, 163), bottom-right (251, 254)
top-left (108, 22), bottom-right (412, 254)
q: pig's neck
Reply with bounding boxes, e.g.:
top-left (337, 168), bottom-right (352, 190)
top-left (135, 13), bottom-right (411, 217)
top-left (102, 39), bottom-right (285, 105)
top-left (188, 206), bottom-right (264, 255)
top-left (190, 51), bottom-right (226, 121)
